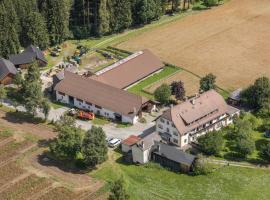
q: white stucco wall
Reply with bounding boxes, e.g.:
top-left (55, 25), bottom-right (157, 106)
top-left (55, 91), bottom-right (137, 124)
top-left (121, 144), bottom-right (132, 153)
top-left (156, 117), bottom-right (180, 145)
top-left (132, 145), bottom-right (151, 164)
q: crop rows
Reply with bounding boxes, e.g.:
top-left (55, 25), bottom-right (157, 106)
top-left (39, 187), bottom-right (75, 200)
top-left (0, 174), bottom-right (52, 200)
top-left (0, 162), bottom-right (25, 187)
top-left (0, 140), bottom-right (32, 164)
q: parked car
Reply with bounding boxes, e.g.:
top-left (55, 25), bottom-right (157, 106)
top-left (108, 138), bottom-right (121, 148)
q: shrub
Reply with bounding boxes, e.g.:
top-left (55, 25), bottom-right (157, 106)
top-left (192, 155), bottom-right (213, 175)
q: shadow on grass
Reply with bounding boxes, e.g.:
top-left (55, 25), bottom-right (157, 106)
top-left (3, 111), bottom-right (45, 125)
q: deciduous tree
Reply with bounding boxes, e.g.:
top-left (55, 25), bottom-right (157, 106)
top-left (154, 84), bottom-right (171, 105)
top-left (82, 126), bottom-right (108, 167)
top-left (200, 73), bottom-right (216, 92)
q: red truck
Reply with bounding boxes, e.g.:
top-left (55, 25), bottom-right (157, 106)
top-left (68, 109), bottom-right (95, 120)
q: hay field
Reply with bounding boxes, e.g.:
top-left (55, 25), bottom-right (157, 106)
top-left (117, 0), bottom-right (270, 91)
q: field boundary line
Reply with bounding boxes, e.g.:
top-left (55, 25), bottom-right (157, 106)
top-left (142, 66), bottom-right (182, 95)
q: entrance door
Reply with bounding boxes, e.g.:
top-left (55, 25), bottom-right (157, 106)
top-left (114, 113), bottom-right (122, 122)
top-left (69, 96), bottom-right (74, 105)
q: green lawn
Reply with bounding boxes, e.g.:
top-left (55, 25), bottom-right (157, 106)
top-left (92, 116), bottom-right (110, 126)
top-left (127, 65), bottom-right (181, 99)
top-left (90, 151), bottom-right (270, 200)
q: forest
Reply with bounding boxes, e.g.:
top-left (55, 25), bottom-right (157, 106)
top-left (0, 0), bottom-right (193, 58)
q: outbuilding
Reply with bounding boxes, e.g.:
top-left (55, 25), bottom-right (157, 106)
top-left (0, 58), bottom-right (17, 85)
top-left (151, 142), bottom-right (196, 173)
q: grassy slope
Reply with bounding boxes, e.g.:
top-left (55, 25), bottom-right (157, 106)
top-left (127, 66), bottom-right (181, 99)
top-left (91, 151), bottom-right (270, 200)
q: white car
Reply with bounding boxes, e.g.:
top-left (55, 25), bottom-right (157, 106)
top-left (108, 138), bottom-right (121, 148)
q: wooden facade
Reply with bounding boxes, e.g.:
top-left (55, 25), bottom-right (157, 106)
top-left (0, 74), bottom-right (14, 85)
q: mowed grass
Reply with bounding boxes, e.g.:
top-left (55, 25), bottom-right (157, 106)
top-left (127, 65), bottom-right (181, 99)
top-left (90, 151), bottom-right (270, 200)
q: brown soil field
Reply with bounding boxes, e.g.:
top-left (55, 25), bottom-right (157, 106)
top-left (117, 0), bottom-right (270, 91)
top-left (0, 111), bottom-right (106, 200)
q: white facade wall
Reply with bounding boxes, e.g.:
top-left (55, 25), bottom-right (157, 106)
top-left (131, 145), bottom-right (150, 164)
top-left (155, 113), bottom-right (239, 149)
top-left (156, 117), bottom-right (180, 145)
top-left (55, 91), bottom-right (137, 124)
top-left (121, 144), bottom-right (132, 153)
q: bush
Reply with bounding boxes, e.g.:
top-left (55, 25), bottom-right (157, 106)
top-left (203, 0), bottom-right (219, 7)
top-left (192, 156), bottom-right (213, 176)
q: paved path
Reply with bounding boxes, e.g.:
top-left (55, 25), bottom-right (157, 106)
top-left (208, 158), bottom-right (270, 170)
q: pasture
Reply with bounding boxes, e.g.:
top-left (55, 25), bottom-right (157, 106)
top-left (117, 0), bottom-right (270, 91)
top-left (91, 151), bottom-right (270, 200)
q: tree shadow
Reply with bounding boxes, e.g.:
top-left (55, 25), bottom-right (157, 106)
top-left (37, 151), bottom-right (96, 175)
top-left (255, 139), bottom-right (269, 151)
top-left (3, 111), bottom-right (44, 125)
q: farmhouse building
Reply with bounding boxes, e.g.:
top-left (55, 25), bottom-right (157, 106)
top-left (9, 45), bottom-right (47, 68)
top-left (91, 49), bottom-right (164, 89)
top-left (54, 71), bottom-right (150, 124)
top-left (156, 90), bottom-right (240, 149)
top-left (122, 130), bottom-right (196, 172)
top-left (0, 58), bottom-right (17, 85)
top-left (121, 135), bottom-right (141, 153)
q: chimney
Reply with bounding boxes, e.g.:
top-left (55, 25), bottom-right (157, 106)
top-left (133, 107), bottom-right (137, 114)
top-left (191, 99), bottom-right (196, 105)
top-left (170, 104), bottom-right (174, 109)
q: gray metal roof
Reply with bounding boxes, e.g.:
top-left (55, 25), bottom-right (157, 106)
top-left (9, 45), bottom-right (47, 65)
top-left (153, 141), bottom-right (196, 166)
top-left (229, 88), bottom-right (242, 101)
top-left (0, 58), bottom-right (17, 80)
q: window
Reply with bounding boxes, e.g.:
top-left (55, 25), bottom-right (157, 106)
top-left (95, 105), bottom-right (102, 109)
top-left (167, 121), bottom-right (169, 125)
top-left (173, 131), bottom-right (178, 136)
top-left (158, 124), bottom-right (163, 129)
top-left (166, 128), bottom-right (170, 133)
top-left (173, 139), bottom-right (178, 144)
top-left (172, 123), bottom-right (175, 128)
top-left (58, 92), bottom-right (65, 96)
top-left (86, 102), bottom-right (92, 106)
top-left (160, 118), bottom-right (165, 123)
top-left (184, 139), bottom-right (187, 143)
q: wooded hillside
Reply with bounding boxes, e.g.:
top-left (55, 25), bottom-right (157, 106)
top-left (0, 0), bottom-right (191, 58)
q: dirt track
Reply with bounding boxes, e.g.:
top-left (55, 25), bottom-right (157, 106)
top-left (118, 0), bottom-right (270, 91)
